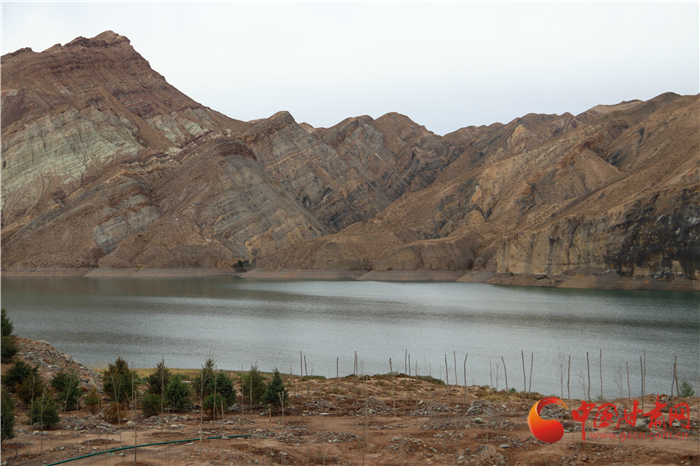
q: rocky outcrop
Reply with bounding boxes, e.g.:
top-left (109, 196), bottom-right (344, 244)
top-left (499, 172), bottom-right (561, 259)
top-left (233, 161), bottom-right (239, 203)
top-left (2, 31), bottom-right (697, 281)
top-left (260, 94), bottom-right (700, 280)
top-left (239, 111), bottom-right (452, 233)
top-left (0, 33), bottom-right (323, 269)
top-left (1, 31), bottom-right (249, 248)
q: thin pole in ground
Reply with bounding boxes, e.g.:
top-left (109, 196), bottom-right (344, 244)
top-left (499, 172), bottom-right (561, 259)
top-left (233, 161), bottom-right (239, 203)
top-left (445, 354), bottom-right (449, 386)
top-left (640, 356), bottom-right (645, 413)
top-left (521, 350), bottom-right (527, 400)
top-left (132, 361), bottom-right (137, 465)
top-left (586, 352), bottom-right (591, 402)
top-left (390, 358), bottom-right (396, 411)
top-left (304, 355), bottom-right (310, 399)
top-left (626, 361), bottom-right (631, 406)
top-left (463, 353), bottom-right (468, 405)
top-left (529, 352), bottom-right (534, 396)
top-left (454, 351), bottom-right (458, 389)
top-left (567, 355), bottom-right (571, 406)
top-left (599, 349), bottom-right (604, 400)
top-left (673, 356), bottom-right (680, 400)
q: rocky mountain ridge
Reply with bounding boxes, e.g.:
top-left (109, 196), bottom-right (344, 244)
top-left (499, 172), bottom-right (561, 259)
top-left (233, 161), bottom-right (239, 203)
top-left (2, 31), bottom-right (698, 281)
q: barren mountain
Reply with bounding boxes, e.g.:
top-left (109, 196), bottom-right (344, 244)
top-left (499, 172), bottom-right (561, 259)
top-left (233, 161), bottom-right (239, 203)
top-left (2, 31), bottom-right (698, 281)
top-left (259, 94), bottom-right (700, 278)
top-left (0, 32), bottom-right (451, 269)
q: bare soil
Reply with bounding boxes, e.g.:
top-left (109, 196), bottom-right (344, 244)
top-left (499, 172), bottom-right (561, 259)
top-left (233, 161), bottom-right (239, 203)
top-left (2, 373), bottom-right (699, 466)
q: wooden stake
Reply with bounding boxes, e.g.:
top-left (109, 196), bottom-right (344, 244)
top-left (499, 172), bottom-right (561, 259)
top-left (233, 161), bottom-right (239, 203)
top-left (529, 352), bottom-right (534, 395)
top-left (445, 354), bottom-right (449, 386)
top-left (671, 356), bottom-right (679, 399)
top-left (521, 350), bottom-right (527, 399)
top-left (599, 349), bottom-right (604, 400)
top-left (132, 361), bottom-right (137, 465)
top-left (390, 358), bottom-right (396, 410)
top-left (626, 361), bottom-right (631, 406)
top-left (643, 351), bottom-right (647, 411)
top-left (463, 353), bottom-right (468, 404)
top-left (640, 356), bottom-right (644, 413)
top-left (454, 351), bottom-right (458, 388)
top-left (586, 352), bottom-right (591, 402)
top-left (501, 357), bottom-right (509, 396)
top-left (567, 355), bottom-right (571, 407)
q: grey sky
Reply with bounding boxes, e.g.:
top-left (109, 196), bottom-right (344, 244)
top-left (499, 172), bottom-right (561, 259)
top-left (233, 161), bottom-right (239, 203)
top-left (2, 2), bottom-right (698, 135)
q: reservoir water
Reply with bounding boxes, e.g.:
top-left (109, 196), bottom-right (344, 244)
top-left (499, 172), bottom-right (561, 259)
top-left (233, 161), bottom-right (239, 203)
top-left (2, 276), bottom-right (698, 399)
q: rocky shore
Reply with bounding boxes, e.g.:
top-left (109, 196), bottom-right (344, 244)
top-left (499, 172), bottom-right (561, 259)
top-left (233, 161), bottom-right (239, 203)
top-left (2, 266), bottom-right (698, 291)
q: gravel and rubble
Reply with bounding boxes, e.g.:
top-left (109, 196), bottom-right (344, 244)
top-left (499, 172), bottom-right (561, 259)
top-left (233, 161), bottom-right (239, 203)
top-left (2, 339), bottom-right (698, 466)
top-left (353, 396), bottom-right (391, 416)
top-left (14, 337), bottom-right (103, 393)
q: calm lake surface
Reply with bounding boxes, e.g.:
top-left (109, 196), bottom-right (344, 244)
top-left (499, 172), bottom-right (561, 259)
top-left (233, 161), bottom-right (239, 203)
top-left (2, 276), bottom-right (698, 398)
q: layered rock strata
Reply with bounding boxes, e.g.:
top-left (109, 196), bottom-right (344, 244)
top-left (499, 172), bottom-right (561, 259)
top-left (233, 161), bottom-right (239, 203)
top-left (2, 31), bottom-right (698, 281)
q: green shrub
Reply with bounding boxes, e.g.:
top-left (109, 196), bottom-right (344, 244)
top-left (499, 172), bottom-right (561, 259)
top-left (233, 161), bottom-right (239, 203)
top-left (1, 335), bottom-right (18, 364)
top-left (192, 358), bottom-right (235, 406)
top-left (203, 393), bottom-right (229, 418)
top-left (17, 372), bottom-right (44, 405)
top-left (103, 357), bottom-right (137, 403)
top-left (1, 308), bottom-right (13, 337)
top-left (30, 394), bottom-right (60, 429)
top-left (679, 379), bottom-right (695, 398)
top-left (264, 368), bottom-right (288, 410)
top-left (192, 358), bottom-right (215, 398)
top-left (1, 309), bottom-right (19, 364)
top-left (2, 360), bottom-right (38, 392)
top-left (141, 393), bottom-right (162, 418)
top-left (1, 391), bottom-right (15, 441)
top-left (104, 402), bottom-right (126, 424)
top-left (164, 374), bottom-right (190, 412)
top-left (51, 369), bottom-right (81, 411)
top-left (84, 387), bottom-right (101, 414)
top-left (416, 375), bottom-right (445, 385)
top-left (147, 360), bottom-right (170, 396)
top-left (240, 365), bottom-right (266, 407)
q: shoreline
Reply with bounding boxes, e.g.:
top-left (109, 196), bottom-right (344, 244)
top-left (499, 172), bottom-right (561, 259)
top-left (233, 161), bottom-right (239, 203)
top-left (2, 266), bottom-right (698, 291)
top-left (2, 338), bottom-right (698, 466)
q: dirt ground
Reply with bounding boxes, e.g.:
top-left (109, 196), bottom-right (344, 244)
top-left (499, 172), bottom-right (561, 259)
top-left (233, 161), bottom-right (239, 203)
top-left (2, 371), bottom-right (699, 466)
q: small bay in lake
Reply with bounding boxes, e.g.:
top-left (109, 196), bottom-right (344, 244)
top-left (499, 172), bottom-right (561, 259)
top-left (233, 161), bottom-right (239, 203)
top-left (2, 276), bottom-right (698, 398)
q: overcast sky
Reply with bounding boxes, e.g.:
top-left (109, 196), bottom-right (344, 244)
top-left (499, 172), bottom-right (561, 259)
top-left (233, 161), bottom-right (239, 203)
top-left (2, 2), bottom-right (698, 135)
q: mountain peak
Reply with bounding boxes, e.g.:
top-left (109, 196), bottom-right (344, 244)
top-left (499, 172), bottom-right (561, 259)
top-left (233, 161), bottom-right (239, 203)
top-left (65, 30), bottom-right (131, 49)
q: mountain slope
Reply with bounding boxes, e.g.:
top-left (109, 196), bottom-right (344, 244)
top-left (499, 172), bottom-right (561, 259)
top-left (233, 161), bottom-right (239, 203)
top-left (0, 31), bottom-right (452, 269)
top-left (2, 31), bottom-right (697, 280)
top-left (259, 94), bottom-right (700, 278)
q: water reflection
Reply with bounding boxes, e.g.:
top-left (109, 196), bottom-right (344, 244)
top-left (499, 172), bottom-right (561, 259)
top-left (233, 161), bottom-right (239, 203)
top-left (2, 277), bottom-right (698, 398)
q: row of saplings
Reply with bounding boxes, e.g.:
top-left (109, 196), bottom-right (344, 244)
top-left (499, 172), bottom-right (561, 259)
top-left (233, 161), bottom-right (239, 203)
top-left (109, 356), bottom-right (290, 422)
top-left (2, 355), bottom-right (289, 441)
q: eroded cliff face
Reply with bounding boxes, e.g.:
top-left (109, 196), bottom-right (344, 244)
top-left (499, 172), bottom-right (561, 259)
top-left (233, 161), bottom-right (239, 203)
top-left (2, 31), bottom-right (697, 278)
top-left (0, 33), bottom-right (321, 268)
top-left (259, 94), bottom-right (700, 279)
top-left (1, 31), bottom-right (249, 244)
top-left (239, 110), bottom-right (452, 233)
top-left (0, 31), bottom-right (452, 269)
